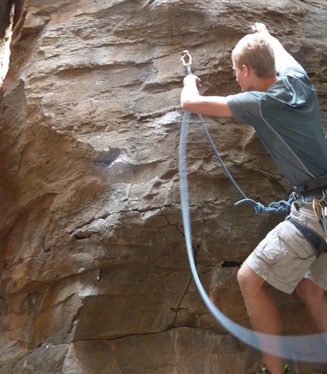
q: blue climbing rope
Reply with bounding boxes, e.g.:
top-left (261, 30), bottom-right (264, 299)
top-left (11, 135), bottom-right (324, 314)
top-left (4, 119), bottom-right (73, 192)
top-left (179, 109), bottom-right (327, 362)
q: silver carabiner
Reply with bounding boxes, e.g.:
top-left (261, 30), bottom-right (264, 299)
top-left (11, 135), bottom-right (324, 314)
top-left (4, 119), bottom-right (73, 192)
top-left (181, 50), bottom-right (192, 66)
top-left (181, 50), bottom-right (192, 74)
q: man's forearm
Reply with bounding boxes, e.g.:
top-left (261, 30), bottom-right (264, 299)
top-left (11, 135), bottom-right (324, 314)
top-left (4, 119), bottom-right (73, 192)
top-left (180, 74), bottom-right (201, 110)
top-left (253, 22), bottom-right (302, 72)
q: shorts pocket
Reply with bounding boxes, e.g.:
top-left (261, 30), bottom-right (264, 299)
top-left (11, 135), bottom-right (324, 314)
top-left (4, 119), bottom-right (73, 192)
top-left (281, 221), bottom-right (315, 259)
top-left (259, 229), bottom-right (286, 264)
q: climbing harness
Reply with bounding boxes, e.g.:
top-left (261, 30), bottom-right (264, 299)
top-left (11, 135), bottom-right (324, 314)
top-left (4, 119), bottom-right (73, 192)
top-left (179, 51), bottom-right (327, 362)
top-left (287, 216), bottom-right (327, 257)
top-left (295, 175), bottom-right (327, 199)
top-left (292, 175), bottom-right (327, 254)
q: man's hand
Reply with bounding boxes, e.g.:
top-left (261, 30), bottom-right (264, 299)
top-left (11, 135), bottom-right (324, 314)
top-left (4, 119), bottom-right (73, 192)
top-left (251, 22), bottom-right (269, 34)
top-left (183, 74), bottom-right (201, 87)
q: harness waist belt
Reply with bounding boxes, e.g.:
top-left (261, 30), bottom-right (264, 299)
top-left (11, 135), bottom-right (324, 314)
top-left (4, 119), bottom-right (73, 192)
top-left (295, 175), bottom-right (327, 197)
top-left (287, 216), bottom-right (327, 257)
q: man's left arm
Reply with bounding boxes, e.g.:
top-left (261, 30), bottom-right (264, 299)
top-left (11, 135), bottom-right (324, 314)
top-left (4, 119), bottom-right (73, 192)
top-left (252, 23), bottom-right (303, 74)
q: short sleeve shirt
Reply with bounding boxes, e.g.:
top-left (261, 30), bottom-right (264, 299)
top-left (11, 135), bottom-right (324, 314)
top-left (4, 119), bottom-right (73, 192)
top-left (226, 65), bottom-right (327, 187)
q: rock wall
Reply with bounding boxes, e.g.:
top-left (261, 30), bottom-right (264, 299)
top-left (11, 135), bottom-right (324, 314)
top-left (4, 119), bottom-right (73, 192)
top-left (0, 0), bottom-right (327, 373)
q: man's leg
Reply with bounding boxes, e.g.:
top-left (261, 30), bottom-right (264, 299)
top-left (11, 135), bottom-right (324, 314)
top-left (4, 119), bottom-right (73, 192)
top-left (295, 278), bottom-right (327, 331)
top-left (238, 263), bottom-right (283, 374)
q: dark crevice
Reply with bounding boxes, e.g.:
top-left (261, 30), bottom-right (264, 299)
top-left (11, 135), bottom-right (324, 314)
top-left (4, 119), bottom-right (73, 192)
top-left (0, 0), bottom-right (14, 38)
top-left (93, 148), bottom-right (120, 167)
top-left (74, 232), bottom-right (92, 240)
top-left (221, 261), bottom-right (242, 268)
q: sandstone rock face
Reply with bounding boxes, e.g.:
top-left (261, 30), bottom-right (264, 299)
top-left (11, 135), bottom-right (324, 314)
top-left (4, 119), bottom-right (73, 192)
top-left (0, 0), bottom-right (327, 373)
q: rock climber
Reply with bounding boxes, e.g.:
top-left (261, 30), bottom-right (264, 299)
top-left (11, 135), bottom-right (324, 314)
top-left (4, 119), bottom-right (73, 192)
top-left (180, 22), bottom-right (327, 374)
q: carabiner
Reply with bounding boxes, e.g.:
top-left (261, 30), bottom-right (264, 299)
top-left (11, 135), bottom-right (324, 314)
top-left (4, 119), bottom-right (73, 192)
top-left (181, 50), bottom-right (192, 74)
top-left (319, 189), bottom-right (326, 203)
top-left (181, 50), bottom-right (192, 67)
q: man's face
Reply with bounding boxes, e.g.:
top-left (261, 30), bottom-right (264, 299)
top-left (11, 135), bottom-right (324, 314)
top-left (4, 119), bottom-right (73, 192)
top-left (233, 64), bottom-right (253, 92)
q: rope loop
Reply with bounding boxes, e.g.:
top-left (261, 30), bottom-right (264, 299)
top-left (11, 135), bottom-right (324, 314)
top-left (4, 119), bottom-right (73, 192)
top-left (235, 195), bottom-right (295, 215)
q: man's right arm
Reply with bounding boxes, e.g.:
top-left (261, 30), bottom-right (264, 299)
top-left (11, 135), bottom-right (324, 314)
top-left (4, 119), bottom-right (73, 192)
top-left (253, 22), bottom-right (303, 74)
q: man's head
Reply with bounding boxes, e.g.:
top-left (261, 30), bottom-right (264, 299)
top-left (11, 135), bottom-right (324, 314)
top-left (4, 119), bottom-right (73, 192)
top-left (232, 33), bottom-right (277, 91)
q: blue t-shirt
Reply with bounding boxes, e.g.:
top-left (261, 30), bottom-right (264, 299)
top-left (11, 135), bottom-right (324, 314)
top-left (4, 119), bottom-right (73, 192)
top-left (227, 65), bottom-right (327, 187)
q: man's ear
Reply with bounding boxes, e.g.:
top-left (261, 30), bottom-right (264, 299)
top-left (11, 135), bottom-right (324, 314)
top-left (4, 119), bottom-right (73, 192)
top-left (242, 64), bottom-right (249, 76)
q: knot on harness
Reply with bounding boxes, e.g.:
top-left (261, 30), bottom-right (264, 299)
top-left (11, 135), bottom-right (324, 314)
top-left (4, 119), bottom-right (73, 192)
top-left (235, 195), bottom-right (295, 215)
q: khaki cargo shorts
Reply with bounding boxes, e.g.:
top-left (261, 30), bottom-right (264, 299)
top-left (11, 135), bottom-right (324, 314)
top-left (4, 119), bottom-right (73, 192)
top-left (246, 201), bottom-right (327, 294)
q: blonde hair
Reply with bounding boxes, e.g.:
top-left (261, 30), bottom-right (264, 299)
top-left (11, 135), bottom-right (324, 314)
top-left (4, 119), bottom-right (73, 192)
top-left (232, 33), bottom-right (277, 78)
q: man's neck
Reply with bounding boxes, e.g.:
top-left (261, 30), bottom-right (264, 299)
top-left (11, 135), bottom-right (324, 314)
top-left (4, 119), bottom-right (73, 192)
top-left (255, 76), bottom-right (278, 92)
